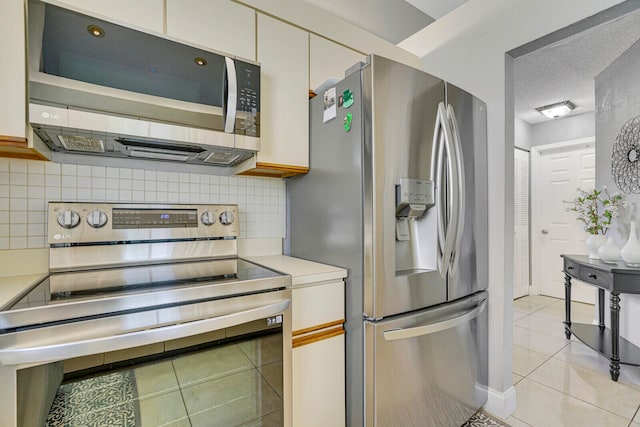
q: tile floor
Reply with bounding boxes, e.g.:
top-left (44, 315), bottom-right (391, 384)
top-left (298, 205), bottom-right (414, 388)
top-left (505, 295), bottom-right (640, 427)
top-left (46, 333), bottom-right (283, 426)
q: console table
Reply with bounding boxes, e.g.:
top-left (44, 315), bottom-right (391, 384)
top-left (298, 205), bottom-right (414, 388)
top-left (561, 255), bottom-right (640, 381)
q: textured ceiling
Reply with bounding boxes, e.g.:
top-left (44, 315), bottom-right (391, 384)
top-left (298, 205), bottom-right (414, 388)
top-left (514, 9), bottom-right (640, 124)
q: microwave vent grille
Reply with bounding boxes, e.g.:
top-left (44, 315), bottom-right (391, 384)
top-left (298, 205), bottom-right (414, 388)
top-left (204, 151), bottom-right (242, 165)
top-left (57, 135), bottom-right (105, 153)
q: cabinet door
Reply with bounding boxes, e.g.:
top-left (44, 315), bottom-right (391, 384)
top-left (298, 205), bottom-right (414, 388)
top-left (254, 14), bottom-right (309, 171)
top-left (0, 0), bottom-right (26, 140)
top-left (292, 281), bottom-right (344, 331)
top-left (54, 0), bottom-right (164, 33)
top-left (293, 334), bottom-right (346, 427)
top-left (166, 0), bottom-right (255, 60)
top-left (310, 35), bottom-right (365, 93)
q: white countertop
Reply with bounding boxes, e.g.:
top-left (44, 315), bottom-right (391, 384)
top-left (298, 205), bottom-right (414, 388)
top-left (0, 273), bottom-right (47, 309)
top-left (244, 255), bottom-right (347, 287)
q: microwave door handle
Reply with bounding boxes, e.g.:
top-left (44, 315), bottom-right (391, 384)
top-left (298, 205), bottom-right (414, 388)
top-left (382, 300), bottom-right (486, 341)
top-left (447, 104), bottom-right (465, 275)
top-left (224, 57), bottom-right (238, 133)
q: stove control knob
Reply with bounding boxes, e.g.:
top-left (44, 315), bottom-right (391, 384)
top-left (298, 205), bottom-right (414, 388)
top-left (87, 210), bottom-right (108, 228)
top-left (57, 210), bottom-right (80, 229)
top-left (219, 210), bottom-right (235, 225)
top-left (201, 211), bottom-right (216, 226)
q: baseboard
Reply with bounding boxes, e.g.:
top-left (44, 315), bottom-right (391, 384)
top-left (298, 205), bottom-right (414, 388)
top-left (483, 386), bottom-right (516, 420)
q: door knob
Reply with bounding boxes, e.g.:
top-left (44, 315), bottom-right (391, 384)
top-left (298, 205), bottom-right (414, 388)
top-left (541, 229), bottom-right (549, 234)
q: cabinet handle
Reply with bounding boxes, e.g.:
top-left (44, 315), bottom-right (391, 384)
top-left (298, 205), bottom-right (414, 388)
top-left (567, 266), bottom-right (574, 270)
top-left (588, 273), bottom-right (597, 279)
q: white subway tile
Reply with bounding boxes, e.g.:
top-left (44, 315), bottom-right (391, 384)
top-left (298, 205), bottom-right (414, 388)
top-left (0, 172), bottom-right (8, 185)
top-left (156, 192), bottom-right (167, 202)
top-left (132, 169), bottom-right (145, 180)
top-left (132, 190), bottom-right (144, 201)
top-left (157, 181), bottom-right (168, 192)
top-left (28, 236), bottom-right (45, 249)
top-left (168, 193), bottom-right (179, 203)
top-left (0, 158), bottom-right (8, 172)
top-left (77, 176), bottom-right (91, 189)
top-left (27, 186), bottom-right (45, 199)
top-left (0, 224), bottom-right (8, 236)
top-left (10, 236), bottom-right (27, 249)
top-left (0, 212), bottom-right (8, 223)
top-left (91, 166), bottom-right (106, 177)
top-left (167, 181), bottom-right (179, 192)
top-left (145, 170), bottom-right (156, 181)
top-left (106, 178), bottom-right (119, 190)
top-left (28, 199), bottom-right (46, 211)
top-left (77, 165), bottom-right (91, 177)
top-left (106, 189), bottom-right (119, 201)
top-left (0, 185), bottom-right (8, 198)
top-left (77, 188), bottom-right (91, 200)
top-left (45, 162), bottom-right (61, 175)
top-left (61, 175), bottom-right (76, 188)
top-left (92, 177), bottom-right (106, 189)
top-left (28, 161), bottom-right (45, 174)
top-left (106, 167), bottom-right (119, 179)
top-left (0, 237), bottom-right (8, 250)
top-left (10, 173), bottom-right (27, 186)
top-left (61, 188), bottom-right (77, 200)
top-left (157, 171), bottom-right (168, 181)
top-left (45, 175), bottom-right (61, 187)
top-left (179, 193), bottom-right (189, 203)
top-left (91, 189), bottom-right (105, 200)
top-left (190, 173), bottom-right (199, 184)
top-left (119, 179), bottom-right (132, 190)
top-left (61, 164), bottom-right (77, 176)
top-left (144, 191), bottom-right (156, 202)
top-left (10, 224), bottom-right (27, 236)
top-left (119, 190), bottom-right (132, 201)
top-left (28, 223), bottom-right (44, 236)
top-left (200, 175), bottom-right (210, 184)
top-left (9, 159), bottom-right (28, 173)
top-left (145, 181), bottom-right (156, 192)
top-left (10, 198), bottom-right (27, 211)
top-left (179, 182), bottom-right (189, 193)
top-left (27, 211), bottom-right (45, 223)
top-left (132, 180), bottom-right (144, 191)
top-left (119, 168), bottom-right (132, 179)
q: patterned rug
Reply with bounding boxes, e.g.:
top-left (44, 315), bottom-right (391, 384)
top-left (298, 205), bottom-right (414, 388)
top-left (46, 371), bottom-right (138, 426)
top-left (462, 409), bottom-right (511, 427)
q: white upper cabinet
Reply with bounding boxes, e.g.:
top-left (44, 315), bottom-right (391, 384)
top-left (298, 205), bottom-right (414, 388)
top-left (53, 0), bottom-right (164, 33)
top-left (309, 35), bottom-right (365, 94)
top-left (235, 13), bottom-right (309, 177)
top-left (0, 0), bottom-right (26, 140)
top-left (166, 0), bottom-right (256, 60)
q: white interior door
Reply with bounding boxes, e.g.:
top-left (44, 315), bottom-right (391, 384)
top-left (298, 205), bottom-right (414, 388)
top-left (531, 139), bottom-right (596, 304)
top-left (514, 148), bottom-right (530, 299)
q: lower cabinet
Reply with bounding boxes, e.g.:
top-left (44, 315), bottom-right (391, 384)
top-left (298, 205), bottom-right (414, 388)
top-left (293, 334), bottom-right (345, 427)
top-left (292, 280), bottom-right (345, 427)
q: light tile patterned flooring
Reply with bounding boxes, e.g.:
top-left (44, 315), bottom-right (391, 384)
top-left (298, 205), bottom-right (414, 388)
top-left (505, 295), bottom-right (640, 427)
top-left (46, 333), bottom-right (283, 426)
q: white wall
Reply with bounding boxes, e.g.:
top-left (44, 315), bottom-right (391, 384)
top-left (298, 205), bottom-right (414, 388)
top-left (399, 0), bottom-right (625, 418)
top-left (514, 117), bottom-right (532, 150)
top-left (530, 111), bottom-right (595, 147)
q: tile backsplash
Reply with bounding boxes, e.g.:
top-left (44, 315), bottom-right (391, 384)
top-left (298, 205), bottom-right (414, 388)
top-left (0, 158), bottom-right (286, 250)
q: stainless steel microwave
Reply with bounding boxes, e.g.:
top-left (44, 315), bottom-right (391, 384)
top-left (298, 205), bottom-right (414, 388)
top-left (27, 0), bottom-right (260, 166)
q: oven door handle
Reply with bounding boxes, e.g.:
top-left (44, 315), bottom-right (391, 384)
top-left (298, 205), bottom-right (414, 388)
top-left (0, 300), bottom-right (290, 366)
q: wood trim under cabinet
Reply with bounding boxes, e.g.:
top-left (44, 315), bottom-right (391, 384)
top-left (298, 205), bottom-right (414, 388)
top-left (0, 136), bottom-right (49, 161)
top-left (293, 319), bottom-right (344, 337)
top-left (236, 162), bottom-right (309, 178)
top-left (292, 325), bottom-right (344, 348)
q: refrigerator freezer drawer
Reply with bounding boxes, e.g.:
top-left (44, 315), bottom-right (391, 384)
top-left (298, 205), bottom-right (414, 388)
top-left (364, 291), bottom-right (488, 427)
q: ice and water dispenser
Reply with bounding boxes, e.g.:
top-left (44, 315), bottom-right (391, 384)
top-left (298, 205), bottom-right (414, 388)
top-left (395, 178), bottom-right (434, 240)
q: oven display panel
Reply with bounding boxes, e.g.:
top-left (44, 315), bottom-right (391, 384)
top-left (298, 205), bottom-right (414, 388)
top-left (112, 209), bottom-right (198, 229)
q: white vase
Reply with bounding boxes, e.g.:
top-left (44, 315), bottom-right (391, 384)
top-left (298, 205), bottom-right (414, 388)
top-left (598, 237), bottom-right (620, 264)
top-left (586, 234), bottom-right (607, 259)
top-left (621, 221), bottom-right (640, 267)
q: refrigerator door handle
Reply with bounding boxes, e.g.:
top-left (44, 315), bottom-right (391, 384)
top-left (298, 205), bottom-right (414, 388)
top-left (382, 300), bottom-right (486, 341)
top-left (446, 104), bottom-right (466, 275)
top-left (432, 113), bottom-right (446, 269)
top-left (433, 102), bottom-right (459, 278)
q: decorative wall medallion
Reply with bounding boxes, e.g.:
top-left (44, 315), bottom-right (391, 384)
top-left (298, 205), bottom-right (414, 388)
top-left (612, 115), bottom-right (640, 193)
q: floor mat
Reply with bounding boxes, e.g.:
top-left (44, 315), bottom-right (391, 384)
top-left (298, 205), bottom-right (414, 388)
top-left (45, 370), bottom-right (137, 426)
top-left (462, 409), bottom-right (511, 427)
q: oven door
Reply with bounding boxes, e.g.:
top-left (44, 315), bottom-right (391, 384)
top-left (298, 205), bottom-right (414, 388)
top-left (0, 289), bottom-right (292, 427)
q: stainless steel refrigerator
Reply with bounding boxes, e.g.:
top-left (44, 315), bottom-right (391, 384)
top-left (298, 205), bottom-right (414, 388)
top-left (286, 55), bottom-right (488, 427)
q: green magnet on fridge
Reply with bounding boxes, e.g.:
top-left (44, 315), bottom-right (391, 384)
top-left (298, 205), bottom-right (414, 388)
top-left (343, 112), bottom-right (353, 132)
top-left (342, 89), bottom-right (354, 108)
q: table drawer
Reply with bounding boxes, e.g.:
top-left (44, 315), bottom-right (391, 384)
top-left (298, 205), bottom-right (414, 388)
top-left (579, 266), bottom-right (612, 288)
top-left (564, 258), bottom-right (580, 277)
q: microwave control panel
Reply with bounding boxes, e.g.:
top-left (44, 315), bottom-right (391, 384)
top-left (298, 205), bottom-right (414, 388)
top-left (235, 60), bottom-right (260, 137)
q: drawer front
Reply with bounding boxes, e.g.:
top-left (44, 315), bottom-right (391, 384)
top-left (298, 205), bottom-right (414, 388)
top-left (563, 258), bottom-right (580, 277)
top-left (578, 266), bottom-right (612, 289)
top-left (292, 280), bottom-right (344, 332)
